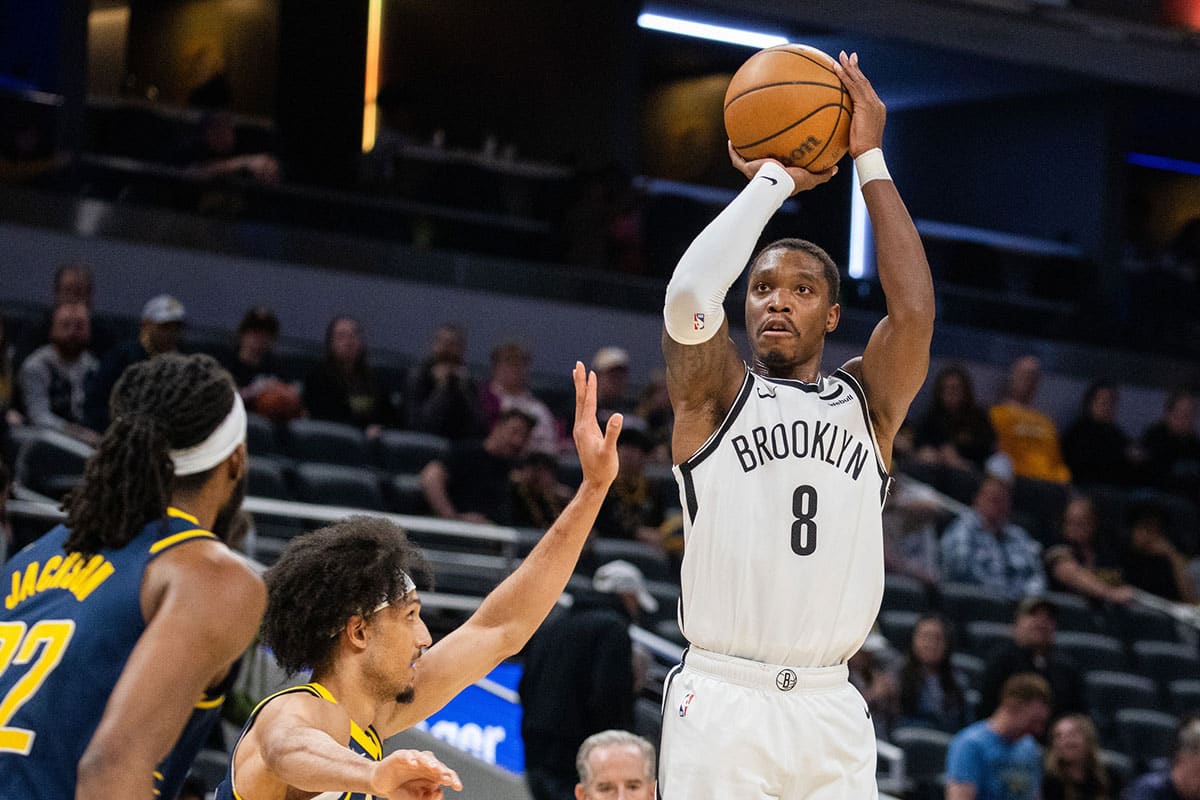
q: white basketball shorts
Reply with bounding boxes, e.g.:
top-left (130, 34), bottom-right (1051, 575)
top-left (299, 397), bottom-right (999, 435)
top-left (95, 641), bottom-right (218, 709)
top-left (658, 647), bottom-right (878, 799)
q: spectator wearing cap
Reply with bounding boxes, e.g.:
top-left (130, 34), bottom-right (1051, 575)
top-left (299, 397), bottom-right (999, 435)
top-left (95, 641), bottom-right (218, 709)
top-left (592, 346), bottom-right (636, 423)
top-left (18, 302), bottom-right (99, 445)
top-left (480, 341), bottom-right (560, 455)
top-left (941, 475), bottom-right (1047, 600)
top-left (976, 596), bottom-right (1087, 723)
top-left (946, 673), bottom-right (1052, 800)
top-left (83, 294), bottom-right (186, 432)
top-left (1126, 713), bottom-right (1200, 800)
top-left (520, 559), bottom-right (657, 800)
top-left (220, 307), bottom-right (303, 421)
top-left (420, 407), bottom-right (535, 525)
top-left (593, 418), bottom-right (667, 548)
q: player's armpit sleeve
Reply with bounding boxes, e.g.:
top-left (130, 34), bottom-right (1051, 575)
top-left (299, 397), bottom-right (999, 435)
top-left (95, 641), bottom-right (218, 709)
top-left (663, 161), bottom-right (795, 345)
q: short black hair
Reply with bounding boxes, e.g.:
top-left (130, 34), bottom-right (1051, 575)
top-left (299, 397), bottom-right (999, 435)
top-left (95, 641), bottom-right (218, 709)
top-left (237, 306), bottom-right (280, 337)
top-left (262, 516), bottom-right (431, 676)
top-left (749, 238), bottom-right (841, 305)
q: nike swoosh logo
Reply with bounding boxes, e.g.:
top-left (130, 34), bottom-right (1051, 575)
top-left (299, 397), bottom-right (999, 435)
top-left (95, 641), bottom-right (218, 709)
top-left (759, 175), bottom-right (778, 186)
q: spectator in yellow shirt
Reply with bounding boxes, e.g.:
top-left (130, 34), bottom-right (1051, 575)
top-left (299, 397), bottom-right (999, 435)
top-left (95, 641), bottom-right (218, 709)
top-left (989, 355), bottom-right (1072, 484)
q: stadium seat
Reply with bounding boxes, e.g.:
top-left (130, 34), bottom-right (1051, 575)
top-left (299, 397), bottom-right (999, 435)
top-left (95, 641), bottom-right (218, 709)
top-left (386, 473), bottom-right (429, 515)
top-left (878, 610), bottom-right (921, 652)
top-left (555, 453), bottom-right (583, 488)
top-left (1132, 640), bottom-right (1200, 692)
top-left (1168, 679), bottom-right (1200, 715)
top-left (1084, 671), bottom-right (1160, 723)
top-left (588, 538), bottom-right (672, 583)
top-left (1011, 476), bottom-right (1070, 545)
top-left (940, 583), bottom-right (1017, 626)
top-left (373, 429), bottom-right (450, 474)
top-left (950, 652), bottom-right (986, 696)
top-left (1114, 604), bottom-right (1179, 644)
top-left (963, 621), bottom-right (1012, 658)
top-left (290, 463), bottom-right (385, 510)
top-left (644, 462), bottom-right (680, 509)
top-left (1054, 631), bottom-right (1129, 673)
top-left (1115, 708), bottom-right (1179, 772)
top-left (15, 433), bottom-right (90, 500)
top-left (248, 459), bottom-right (290, 500)
top-left (1099, 749), bottom-right (1135, 789)
top-left (286, 419), bottom-right (370, 467)
top-left (245, 412), bottom-right (283, 458)
top-left (1042, 591), bottom-right (1103, 634)
top-left (654, 618), bottom-right (686, 646)
top-left (634, 696), bottom-right (663, 746)
top-left (890, 726), bottom-right (951, 796)
top-left (883, 573), bottom-right (931, 614)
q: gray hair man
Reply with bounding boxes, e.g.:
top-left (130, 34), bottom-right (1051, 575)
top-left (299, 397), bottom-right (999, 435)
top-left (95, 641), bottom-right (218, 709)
top-left (575, 730), bottom-right (656, 800)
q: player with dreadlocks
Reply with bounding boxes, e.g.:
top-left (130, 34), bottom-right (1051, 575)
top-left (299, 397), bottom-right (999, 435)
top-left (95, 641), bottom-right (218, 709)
top-left (0, 353), bottom-right (265, 800)
top-left (215, 361), bottom-right (622, 799)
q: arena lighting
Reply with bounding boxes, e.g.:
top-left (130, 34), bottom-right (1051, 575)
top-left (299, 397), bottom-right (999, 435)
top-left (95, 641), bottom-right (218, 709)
top-left (361, 0), bottom-right (383, 153)
top-left (1126, 152), bottom-right (1200, 177)
top-left (848, 162), bottom-right (871, 279)
top-left (636, 12), bottom-right (788, 48)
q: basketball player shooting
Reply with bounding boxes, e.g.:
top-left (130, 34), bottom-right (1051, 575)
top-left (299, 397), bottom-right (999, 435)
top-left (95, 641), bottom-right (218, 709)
top-left (657, 52), bottom-right (934, 798)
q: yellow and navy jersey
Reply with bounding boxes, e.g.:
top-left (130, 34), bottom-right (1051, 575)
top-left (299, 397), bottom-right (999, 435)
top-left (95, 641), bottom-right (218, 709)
top-left (215, 682), bottom-right (384, 800)
top-left (0, 507), bottom-right (220, 800)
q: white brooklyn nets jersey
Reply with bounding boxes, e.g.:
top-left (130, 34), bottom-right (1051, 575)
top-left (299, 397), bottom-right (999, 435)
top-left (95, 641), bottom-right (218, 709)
top-left (673, 365), bottom-right (890, 668)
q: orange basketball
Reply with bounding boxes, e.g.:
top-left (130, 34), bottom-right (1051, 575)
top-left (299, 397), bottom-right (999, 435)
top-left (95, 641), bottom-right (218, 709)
top-left (724, 44), bottom-right (852, 173)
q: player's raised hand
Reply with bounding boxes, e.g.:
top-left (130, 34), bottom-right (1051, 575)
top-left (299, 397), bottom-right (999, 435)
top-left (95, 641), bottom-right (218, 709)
top-left (371, 749), bottom-right (461, 796)
top-left (727, 141), bottom-right (836, 195)
top-left (833, 51), bottom-right (885, 158)
top-left (572, 361), bottom-right (621, 487)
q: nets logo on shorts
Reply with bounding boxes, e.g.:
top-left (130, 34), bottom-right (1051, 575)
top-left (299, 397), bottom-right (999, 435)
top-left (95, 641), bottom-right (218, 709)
top-left (775, 669), bottom-right (798, 692)
top-left (678, 691), bottom-right (695, 717)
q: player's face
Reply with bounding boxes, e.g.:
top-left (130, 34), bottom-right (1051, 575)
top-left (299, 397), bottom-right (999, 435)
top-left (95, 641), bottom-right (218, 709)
top-left (369, 593), bottom-right (433, 704)
top-left (575, 745), bottom-right (654, 800)
top-left (745, 250), bottom-right (839, 374)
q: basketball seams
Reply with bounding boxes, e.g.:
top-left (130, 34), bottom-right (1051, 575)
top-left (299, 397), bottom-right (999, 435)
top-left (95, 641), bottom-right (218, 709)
top-left (732, 103), bottom-right (852, 150)
top-left (724, 80), bottom-right (846, 109)
top-left (762, 46), bottom-right (840, 78)
top-left (798, 81), bottom-right (849, 171)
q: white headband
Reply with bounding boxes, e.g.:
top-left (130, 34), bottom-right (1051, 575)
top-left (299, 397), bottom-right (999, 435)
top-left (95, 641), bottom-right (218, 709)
top-left (170, 392), bottom-right (247, 476)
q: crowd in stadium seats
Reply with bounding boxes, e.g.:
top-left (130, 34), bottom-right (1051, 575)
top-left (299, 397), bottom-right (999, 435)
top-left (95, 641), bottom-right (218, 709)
top-left (1, 260), bottom-right (1199, 799)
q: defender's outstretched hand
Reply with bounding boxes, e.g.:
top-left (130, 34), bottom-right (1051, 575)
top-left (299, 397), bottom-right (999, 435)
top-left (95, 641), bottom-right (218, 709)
top-left (371, 749), bottom-right (461, 796)
top-left (728, 141), bottom-right (836, 195)
top-left (834, 51), bottom-right (886, 158)
top-left (572, 361), bottom-right (621, 487)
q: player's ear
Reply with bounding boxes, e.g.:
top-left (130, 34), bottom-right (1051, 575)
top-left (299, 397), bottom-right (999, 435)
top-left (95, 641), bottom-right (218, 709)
top-left (227, 442), bottom-right (248, 482)
top-left (825, 302), bottom-right (841, 333)
top-left (346, 615), bottom-right (370, 649)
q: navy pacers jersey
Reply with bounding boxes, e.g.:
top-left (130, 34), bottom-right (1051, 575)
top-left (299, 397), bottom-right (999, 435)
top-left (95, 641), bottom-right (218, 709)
top-left (216, 682), bottom-right (385, 800)
top-left (0, 507), bottom-right (219, 800)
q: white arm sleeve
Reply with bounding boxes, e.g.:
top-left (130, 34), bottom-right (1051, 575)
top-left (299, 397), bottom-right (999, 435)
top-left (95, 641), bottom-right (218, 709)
top-left (663, 161), bottom-right (796, 344)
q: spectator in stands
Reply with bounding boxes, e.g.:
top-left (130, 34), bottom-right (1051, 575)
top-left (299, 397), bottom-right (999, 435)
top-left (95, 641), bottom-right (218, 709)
top-left (882, 476), bottom-right (944, 588)
top-left (0, 461), bottom-right (11, 563)
top-left (221, 307), bottom-right (303, 422)
top-left (591, 346), bottom-right (636, 423)
top-left (848, 631), bottom-right (900, 740)
top-left (1126, 713), bottom-right (1200, 800)
top-left (989, 355), bottom-right (1072, 484)
top-left (634, 371), bottom-right (673, 463)
top-left (0, 315), bottom-right (20, 428)
top-left (1061, 380), bottom-right (1142, 487)
top-left (419, 408), bottom-right (534, 524)
top-left (976, 596), bottom-right (1087, 722)
top-left (945, 673), bottom-right (1052, 800)
top-left (1122, 502), bottom-right (1199, 604)
top-left (1043, 494), bottom-right (1135, 606)
top-left (574, 730), bottom-right (657, 800)
top-left (16, 263), bottom-right (116, 364)
top-left (17, 302), bottom-right (99, 445)
top-left (359, 81), bottom-right (424, 189)
top-left (1042, 713), bottom-right (1122, 800)
top-left (480, 341), bottom-right (559, 455)
top-left (594, 419), bottom-right (667, 546)
top-left (913, 363), bottom-right (996, 472)
top-left (941, 475), bottom-right (1047, 599)
top-left (521, 560), bottom-right (656, 800)
top-left (84, 294), bottom-right (186, 432)
top-left (407, 323), bottom-right (486, 441)
top-left (511, 450), bottom-right (572, 530)
top-left (1141, 389), bottom-right (1200, 501)
top-left (302, 316), bottom-right (397, 436)
top-left (179, 111), bottom-right (281, 186)
top-left (894, 613), bottom-right (971, 733)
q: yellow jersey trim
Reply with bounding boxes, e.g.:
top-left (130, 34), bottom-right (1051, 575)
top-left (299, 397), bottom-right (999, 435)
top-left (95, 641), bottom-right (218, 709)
top-left (307, 682), bottom-right (383, 761)
top-left (166, 506), bottom-right (200, 525)
top-left (148, 528), bottom-right (216, 555)
top-left (195, 693), bottom-right (225, 710)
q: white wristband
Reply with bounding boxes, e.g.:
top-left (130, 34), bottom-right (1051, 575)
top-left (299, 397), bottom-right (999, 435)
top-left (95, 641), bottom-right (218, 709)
top-left (855, 148), bottom-right (891, 188)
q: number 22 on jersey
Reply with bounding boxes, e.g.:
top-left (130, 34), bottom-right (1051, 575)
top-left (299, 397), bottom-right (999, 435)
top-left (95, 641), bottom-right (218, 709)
top-left (0, 620), bottom-right (76, 754)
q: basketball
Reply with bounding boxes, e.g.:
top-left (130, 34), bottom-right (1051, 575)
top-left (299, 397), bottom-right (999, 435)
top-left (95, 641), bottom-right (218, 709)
top-left (724, 44), bottom-right (852, 173)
